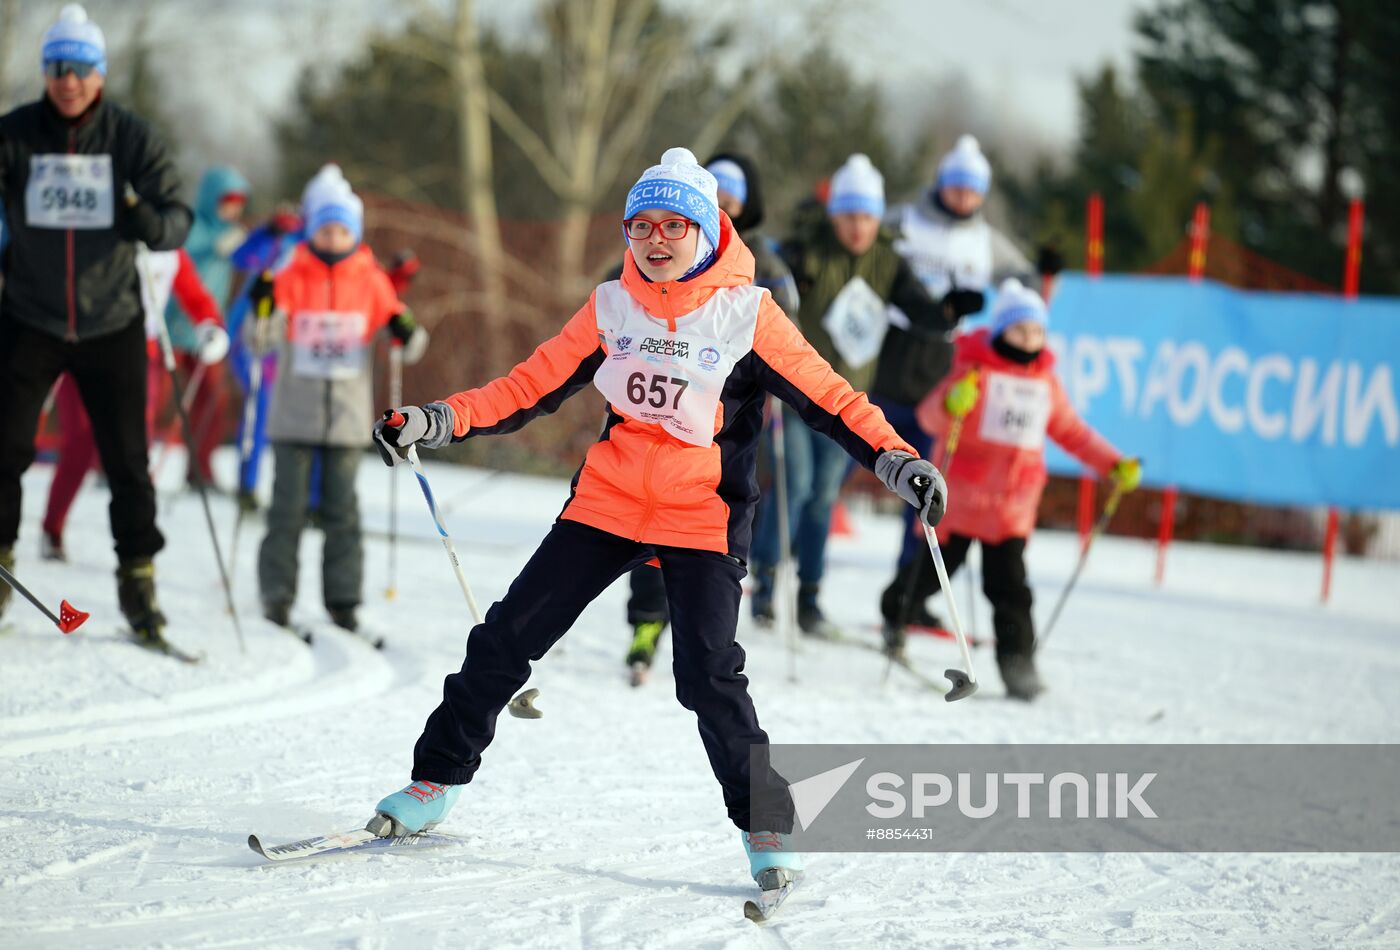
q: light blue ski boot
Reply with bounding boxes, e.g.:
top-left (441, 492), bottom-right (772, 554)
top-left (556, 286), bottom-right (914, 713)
top-left (367, 781), bottom-right (461, 837)
top-left (742, 830), bottom-right (804, 888)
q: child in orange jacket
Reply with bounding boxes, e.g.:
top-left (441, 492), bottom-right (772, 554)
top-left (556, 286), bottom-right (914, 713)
top-left (368, 148), bottom-right (949, 889)
top-left (881, 278), bottom-right (1141, 699)
top-left (249, 174), bottom-right (426, 636)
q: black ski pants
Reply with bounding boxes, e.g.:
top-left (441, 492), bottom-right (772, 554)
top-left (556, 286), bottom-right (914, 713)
top-left (412, 519), bottom-right (795, 832)
top-left (625, 562), bottom-right (669, 626)
top-left (0, 318), bottom-right (163, 560)
top-left (881, 533), bottom-right (1036, 659)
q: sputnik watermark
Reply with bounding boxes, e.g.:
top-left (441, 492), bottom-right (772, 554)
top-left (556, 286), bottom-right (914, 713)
top-left (864, 770), bottom-right (1156, 820)
top-left (755, 744), bottom-right (1400, 852)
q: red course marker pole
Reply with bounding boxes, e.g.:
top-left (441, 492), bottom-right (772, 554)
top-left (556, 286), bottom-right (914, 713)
top-left (1077, 193), bottom-right (1105, 547)
top-left (1323, 197), bottom-right (1365, 603)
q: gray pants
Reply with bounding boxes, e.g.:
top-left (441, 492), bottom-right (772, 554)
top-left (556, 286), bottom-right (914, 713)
top-left (258, 443), bottom-right (363, 610)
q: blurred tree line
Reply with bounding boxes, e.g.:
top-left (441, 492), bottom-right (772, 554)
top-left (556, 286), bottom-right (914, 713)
top-left (275, 0), bottom-right (923, 304)
top-left (1004, 0), bottom-right (1400, 294)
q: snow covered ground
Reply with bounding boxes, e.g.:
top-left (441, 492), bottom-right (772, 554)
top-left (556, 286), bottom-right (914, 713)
top-left (2, 451), bottom-right (1399, 948)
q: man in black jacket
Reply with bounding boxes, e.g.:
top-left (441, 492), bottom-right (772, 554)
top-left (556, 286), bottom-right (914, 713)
top-left (0, 5), bottom-right (192, 640)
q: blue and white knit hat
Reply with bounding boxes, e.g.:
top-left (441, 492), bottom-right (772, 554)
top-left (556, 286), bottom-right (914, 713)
top-left (625, 147), bottom-right (720, 278)
top-left (626, 148), bottom-right (721, 246)
top-left (706, 158), bottom-right (747, 205)
top-left (936, 135), bottom-right (992, 194)
top-left (305, 174), bottom-right (363, 244)
top-left (827, 154), bottom-right (885, 217)
top-left (989, 278), bottom-right (1048, 338)
top-left (42, 5), bottom-right (107, 76)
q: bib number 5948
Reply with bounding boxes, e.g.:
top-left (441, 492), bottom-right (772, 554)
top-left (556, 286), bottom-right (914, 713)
top-left (627, 372), bottom-right (689, 410)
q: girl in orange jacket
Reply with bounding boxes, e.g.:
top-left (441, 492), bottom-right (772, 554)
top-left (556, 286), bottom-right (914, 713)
top-left (882, 278), bottom-right (1141, 700)
top-left (368, 148), bottom-right (948, 884)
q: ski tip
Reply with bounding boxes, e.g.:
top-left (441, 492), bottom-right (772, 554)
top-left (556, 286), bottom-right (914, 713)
top-left (743, 900), bottom-right (766, 923)
top-left (247, 834), bottom-right (267, 858)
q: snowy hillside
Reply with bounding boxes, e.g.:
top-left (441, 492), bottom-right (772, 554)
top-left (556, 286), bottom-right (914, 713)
top-left (2, 451), bottom-right (1398, 948)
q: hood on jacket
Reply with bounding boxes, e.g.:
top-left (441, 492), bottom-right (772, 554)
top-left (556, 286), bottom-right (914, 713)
top-left (959, 326), bottom-right (1055, 373)
top-left (194, 165), bottom-right (249, 226)
top-left (620, 212), bottom-right (755, 328)
top-left (704, 151), bottom-right (765, 234)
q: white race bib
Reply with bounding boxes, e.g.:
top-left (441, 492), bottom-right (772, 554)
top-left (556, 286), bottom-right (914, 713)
top-left (592, 282), bottom-right (764, 447)
top-left (979, 372), bottom-right (1051, 449)
top-left (26, 154), bottom-right (115, 230)
top-left (894, 204), bottom-right (992, 300)
top-left (822, 275), bottom-right (888, 369)
top-left (291, 311), bottom-right (369, 381)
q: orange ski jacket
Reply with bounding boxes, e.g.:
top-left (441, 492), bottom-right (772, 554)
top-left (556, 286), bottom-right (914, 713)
top-left (440, 214), bottom-right (916, 558)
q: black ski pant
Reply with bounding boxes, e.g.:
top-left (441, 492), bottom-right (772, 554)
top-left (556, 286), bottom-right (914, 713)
top-left (880, 533), bottom-right (1036, 659)
top-left (413, 519), bottom-right (795, 832)
top-left (626, 562), bottom-right (669, 625)
top-left (0, 318), bottom-right (163, 560)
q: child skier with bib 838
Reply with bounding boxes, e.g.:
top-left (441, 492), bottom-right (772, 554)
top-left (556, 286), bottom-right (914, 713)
top-left (248, 174), bottom-right (427, 636)
top-left (883, 278), bottom-right (1141, 699)
top-left (369, 148), bottom-right (949, 893)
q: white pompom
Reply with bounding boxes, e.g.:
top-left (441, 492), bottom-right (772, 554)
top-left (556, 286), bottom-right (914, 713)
top-left (1000, 277), bottom-right (1025, 295)
top-left (955, 134), bottom-right (981, 154)
top-left (661, 147), bottom-right (698, 167)
top-left (846, 153), bottom-right (873, 169)
top-left (59, 3), bottom-right (89, 24)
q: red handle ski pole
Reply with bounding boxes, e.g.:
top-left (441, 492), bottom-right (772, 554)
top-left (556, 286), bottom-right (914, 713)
top-left (0, 562), bottom-right (89, 633)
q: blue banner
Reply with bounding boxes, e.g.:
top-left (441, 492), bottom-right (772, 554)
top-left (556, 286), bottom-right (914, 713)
top-left (1042, 273), bottom-right (1400, 510)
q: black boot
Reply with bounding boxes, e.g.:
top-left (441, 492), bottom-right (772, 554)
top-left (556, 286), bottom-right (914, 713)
top-left (117, 557), bottom-right (167, 643)
top-left (328, 606), bottom-right (358, 632)
top-left (998, 652), bottom-right (1045, 702)
top-left (797, 585), bottom-right (840, 639)
top-left (263, 601), bottom-right (292, 627)
top-left (750, 566), bottom-right (776, 626)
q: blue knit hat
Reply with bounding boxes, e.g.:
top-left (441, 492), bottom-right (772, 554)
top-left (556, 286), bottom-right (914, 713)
top-left (305, 176), bottom-right (363, 244)
top-left (989, 278), bottom-right (1048, 338)
top-left (42, 5), bottom-right (107, 77)
top-left (625, 147), bottom-right (721, 250)
top-left (827, 154), bottom-right (885, 217)
top-left (706, 159), bottom-right (747, 205)
top-left (936, 135), bottom-right (992, 194)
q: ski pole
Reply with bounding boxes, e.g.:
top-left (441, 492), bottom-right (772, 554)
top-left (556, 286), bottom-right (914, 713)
top-left (914, 507), bottom-right (978, 702)
top-left (228, 285), bottom-right (273, 590)
top-left (0, 562), bottom-right (89, 633)
top-left (1037, 481), bottom-right (1125, 650)
top-left (138, 244), bottom-right (247, 653)
top-left (150, 360), bottom-right (208, 483)
top-left (383, 411), bottom-right (483, 624)
top-left (384, 343), bottom-right (404, 600)
top-left (891, 401), bottom-right (971, 640)
top-left (768, 398), bottom-right (799, 682)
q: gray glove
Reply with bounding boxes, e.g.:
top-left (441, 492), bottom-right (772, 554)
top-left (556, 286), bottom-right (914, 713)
top-left (874, 450), bottom-right (948, 527)
top-left (372, 402), bottom-right (456, 466)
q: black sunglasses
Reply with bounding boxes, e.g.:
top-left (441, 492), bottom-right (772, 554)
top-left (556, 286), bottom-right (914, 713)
top-left (44, 60), bottom-right (98, 80)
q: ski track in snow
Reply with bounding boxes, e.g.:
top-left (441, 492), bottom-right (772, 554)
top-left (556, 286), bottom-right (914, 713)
top-left (2, 451), bottom-right (1398, 948)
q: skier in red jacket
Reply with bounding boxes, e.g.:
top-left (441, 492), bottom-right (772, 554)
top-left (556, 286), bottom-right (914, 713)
top-left (882, 278), bottom-right (1141, 699)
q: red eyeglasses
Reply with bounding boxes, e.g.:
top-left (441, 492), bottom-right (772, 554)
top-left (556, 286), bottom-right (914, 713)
top-left (623, 217), bottom-right (696, 241)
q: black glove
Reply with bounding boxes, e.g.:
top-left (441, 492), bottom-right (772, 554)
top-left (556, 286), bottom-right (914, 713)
top-left (248, 271), bottom-right (275, 315)
top-left (1037, 244), bottom-right (1065, 277)
top-left (940, 288), bottom-right (986, 321)
top-left (874, 450), bottom-right (948, 527)
top-left (119, 199), bottom-right (164, 245)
